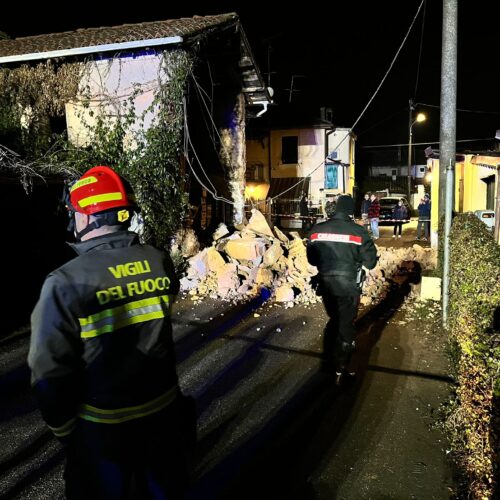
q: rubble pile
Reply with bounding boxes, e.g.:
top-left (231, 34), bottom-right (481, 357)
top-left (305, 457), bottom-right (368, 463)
top-left (361, 245), bottom-right (437, 305)
top-left (180, 209), bottom-right (320, 306)
top-left (179, 210), bottom-right (437, 307)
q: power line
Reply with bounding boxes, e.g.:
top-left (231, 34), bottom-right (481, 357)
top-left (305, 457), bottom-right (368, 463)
top-left (350, 0), bottom-right (425, 132)
top-left (362, 137), bottom-right (495, 148)
top-left (418, 102), bottom-right (500, 115)
top-left (413, 0), bottom-right (427, 99)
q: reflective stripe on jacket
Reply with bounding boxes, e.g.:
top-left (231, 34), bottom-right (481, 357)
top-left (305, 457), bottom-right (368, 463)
top-left (306, 213), bottom-right (378, 296)
top-left (28, 231), bottom-right (180, 435)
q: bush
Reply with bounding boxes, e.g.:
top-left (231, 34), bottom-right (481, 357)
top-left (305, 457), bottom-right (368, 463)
top-left (447, 213), bottom-right (500, 499)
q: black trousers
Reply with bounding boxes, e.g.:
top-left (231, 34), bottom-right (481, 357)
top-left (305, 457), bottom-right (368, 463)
top-left (321, 292), bottom-right (360, 368)
top-left (64, 397), bottom-right (195, 500)
top-left (393, 222), bottom-right (403, 235)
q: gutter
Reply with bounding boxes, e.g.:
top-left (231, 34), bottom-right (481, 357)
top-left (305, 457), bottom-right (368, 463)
top-left (0, 36), bottom-right (183, 64)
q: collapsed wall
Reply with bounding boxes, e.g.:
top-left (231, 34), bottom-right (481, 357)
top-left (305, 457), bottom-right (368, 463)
top-left (179, 210), bottom-right (436, 307)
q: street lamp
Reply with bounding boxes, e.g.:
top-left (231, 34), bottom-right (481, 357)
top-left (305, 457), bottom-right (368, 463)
top-left (407, 110), bottom-right (426, 203)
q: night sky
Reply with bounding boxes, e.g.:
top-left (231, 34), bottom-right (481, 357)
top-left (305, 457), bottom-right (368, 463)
top-left (2, 1), bottom-right (500, 150)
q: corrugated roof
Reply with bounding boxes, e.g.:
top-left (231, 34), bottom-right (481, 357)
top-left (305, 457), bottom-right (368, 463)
top-left (268, 177), bottom-right (310, 200)
top-left (0, 13), bottom-right (238, 58)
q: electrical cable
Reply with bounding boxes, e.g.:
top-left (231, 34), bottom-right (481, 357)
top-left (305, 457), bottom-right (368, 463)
top-left (417, 102), bottom-right (500, 114)
top-left (413, 0), bottom-right (427, 99)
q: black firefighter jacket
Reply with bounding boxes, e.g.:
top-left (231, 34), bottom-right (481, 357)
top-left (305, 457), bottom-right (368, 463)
top-left (28, 230), bottom-right (180, 440)
top-left (307, 213), bottom-right (378, 296)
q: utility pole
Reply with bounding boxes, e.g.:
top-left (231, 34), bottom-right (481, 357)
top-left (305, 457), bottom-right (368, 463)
top-left (439, 0), bottom-right (457, 220)
top-left (441, 0), bottom-right (458, 326)
top-left (408, 99), bottom-right (415, 202)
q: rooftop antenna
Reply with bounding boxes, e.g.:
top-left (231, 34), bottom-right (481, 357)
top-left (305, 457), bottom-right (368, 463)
top-left (285, 74), bottom-right (305, 103)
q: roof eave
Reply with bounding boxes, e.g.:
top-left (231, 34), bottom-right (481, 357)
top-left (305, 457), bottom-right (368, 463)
top-left (237, 22), bottom-right (272, 106)
top-left (0, 35), bottom-right (183, 64)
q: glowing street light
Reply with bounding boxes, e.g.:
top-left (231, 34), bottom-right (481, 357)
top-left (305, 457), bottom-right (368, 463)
top-left (408, 105), bottom-right (427, 202)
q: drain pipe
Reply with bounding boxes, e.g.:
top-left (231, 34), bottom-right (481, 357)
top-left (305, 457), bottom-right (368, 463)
top-left (442, 160), bottom-right (454, 326)
top-left (255, 101), bottom-right (269, 118)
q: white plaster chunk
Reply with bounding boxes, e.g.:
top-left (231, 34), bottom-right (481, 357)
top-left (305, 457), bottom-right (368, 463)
top-left (206, 247), bottom-right (226, 273)
top-left (263, 240), bottom-right (284, 267)
top-left (185, 248), bottom-right (208, 279)
top-left (255, 268), bottom-right (274, 287)
top-left (275, 285), bottom-right (295, 302)
top-left (273, 226), bottom-right (289, 244)
top-left (212, 223), bottom-right (230, 241)
top-left (179, 277), bottom-right (197, 290)
top-left (224, 238), bottom-right (267, 261)
top-left (216, 263), bottom-right (239, 296)
top-left (247, 209), bottom-right (275, 238)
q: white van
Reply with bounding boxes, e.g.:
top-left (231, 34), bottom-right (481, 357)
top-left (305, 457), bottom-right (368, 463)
top-left (474, 210), bottom-right (495, 231)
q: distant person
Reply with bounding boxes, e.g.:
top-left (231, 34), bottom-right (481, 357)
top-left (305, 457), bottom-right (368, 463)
top-left (306, 195), bottom-right (377, 384)
top-left (361, 193), bottom-right (371, 233)
top-left (368, 194), bottom-right (380, 239)
top-left (392, 199), bottom-right (408, 238)
top-left (28, 166), bottom-right (193, 499)
top-left (416, 194), bottom-right (431, 241)
top-left (300, 194), bottom-right (311, 230)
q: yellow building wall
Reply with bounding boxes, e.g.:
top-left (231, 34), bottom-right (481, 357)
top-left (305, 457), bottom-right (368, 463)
top-left (348, 137), bottom-right (356, 195)
top-left (429, 155), bottom-right (498, 238)
top-left (270, 129), bottom-right (301, 178)
top-left (246, 137), bottom-right (270, 183)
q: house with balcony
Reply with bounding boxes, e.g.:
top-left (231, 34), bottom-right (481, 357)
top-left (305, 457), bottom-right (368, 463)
top-left (246, 108), bottom-right (356, 221)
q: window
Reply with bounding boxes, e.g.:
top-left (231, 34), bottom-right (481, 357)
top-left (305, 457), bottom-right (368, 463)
top-left (245, 162), bottom-right (265, 182)
top-left (324, 164), bottom-right (338, 189)
top-left (391, 169), bottom-right (397, 176)
top-left (281, 136), bottom-right (298, 164)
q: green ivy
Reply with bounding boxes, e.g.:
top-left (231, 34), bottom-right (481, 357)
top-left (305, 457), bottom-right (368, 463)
top-left (0, 61), bottom-right (82, 157)
top-left (0, 51), bottom-right (193, 250)
top-left (445, 213), bottom-right (500, 499)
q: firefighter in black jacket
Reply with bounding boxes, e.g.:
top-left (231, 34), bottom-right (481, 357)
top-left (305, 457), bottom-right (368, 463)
top-left (28, 166), bottom-right (192, 499)
top-left (307, 195), bottom-right (377, 383)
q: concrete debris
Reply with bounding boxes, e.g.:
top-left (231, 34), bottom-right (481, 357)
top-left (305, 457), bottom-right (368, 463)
top-left (275, 285), bottom-right (295, 302)
top-left (247, 209), bottom-right (275, 238)
top-left (224, 238), bottom-right (267, 261)
top-left (212, 223), bottom-right (230, 241)
top-left (180, 212), bottom-right (437, 307)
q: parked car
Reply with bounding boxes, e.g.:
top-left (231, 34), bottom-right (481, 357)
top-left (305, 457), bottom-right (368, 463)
top-left (378, 196), bottom-right (411, 225)
top-left (474, 210), bottom-right (495, 231)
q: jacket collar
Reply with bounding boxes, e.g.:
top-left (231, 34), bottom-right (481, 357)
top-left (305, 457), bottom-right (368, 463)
top-left (69, 230), bottom-right (139, 255)
top-left (330, 212), bottom-right (353, 221)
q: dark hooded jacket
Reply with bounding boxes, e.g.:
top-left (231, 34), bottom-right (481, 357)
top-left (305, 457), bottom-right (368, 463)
top-left (307, 207), bottom-right (377, 296)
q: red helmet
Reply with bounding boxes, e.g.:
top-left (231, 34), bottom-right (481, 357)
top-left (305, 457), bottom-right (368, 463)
top-left (69, 166), bottom-right (136, 215)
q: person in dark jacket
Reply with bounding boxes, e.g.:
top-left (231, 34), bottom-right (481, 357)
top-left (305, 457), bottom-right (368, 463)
top-left (300, 193), bottom-right (311, 230)
top-left (392, 199), bottom-right (408, 238)
top-left (360, 192), bottom-right (371, 233)
top-left (416, 193), bottom-right (431, 240)
top-left (28, 166), bottom-right (193, 499)
top-left (307, 195), bottom-right (378, 384)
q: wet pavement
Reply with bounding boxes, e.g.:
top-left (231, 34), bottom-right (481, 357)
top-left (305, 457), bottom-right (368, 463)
top-left (0, 265), bottom-right (455, 499)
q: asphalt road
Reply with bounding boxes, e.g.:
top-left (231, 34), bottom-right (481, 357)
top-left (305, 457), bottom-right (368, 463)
top-left (0, 267), bottom-right (454, 499)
